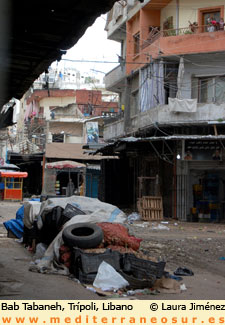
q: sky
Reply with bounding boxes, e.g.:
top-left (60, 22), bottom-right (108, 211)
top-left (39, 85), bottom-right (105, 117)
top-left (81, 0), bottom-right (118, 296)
top-left (54, 15), bottom-right (121, 80)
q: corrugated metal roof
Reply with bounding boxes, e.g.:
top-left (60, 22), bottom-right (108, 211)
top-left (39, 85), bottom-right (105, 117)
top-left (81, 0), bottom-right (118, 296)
top-left (120, 135), bottom-right (225, 142)
top-left (95, 135), bottom-right (225, 155)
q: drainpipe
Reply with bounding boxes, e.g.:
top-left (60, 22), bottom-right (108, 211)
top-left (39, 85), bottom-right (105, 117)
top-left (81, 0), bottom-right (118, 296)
top-left (173, 153), bottom-right (177, 219)
top-left (176, 0), bottom-right (179, 34)
top-left (42, 155), bottom-right (45, 192)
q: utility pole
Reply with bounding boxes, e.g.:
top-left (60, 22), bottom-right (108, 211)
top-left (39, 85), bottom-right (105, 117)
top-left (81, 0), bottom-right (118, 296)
top-left (124, 77), bottom-right (131, 134)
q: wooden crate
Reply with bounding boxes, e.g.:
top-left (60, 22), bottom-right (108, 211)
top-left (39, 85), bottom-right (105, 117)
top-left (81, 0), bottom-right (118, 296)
top-left (138, 196), bottom-right (163, 221)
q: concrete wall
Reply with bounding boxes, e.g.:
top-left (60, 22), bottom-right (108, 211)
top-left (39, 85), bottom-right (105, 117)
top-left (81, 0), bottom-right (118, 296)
top-left (65, 135), bottom-right (83, 143)
top-left (53, 104), bottom-right (83, 119)
top-left (104, 65), bottom-right (126, 90)
top-left (104, 103), bottom-right (225, 140)
top-left (104, 118), bottom-right (125, 140)
top-left (39, 97), bottom-right (76, 120)
top-left (49, 121), bottom-right (83, 136)
top-left (161, 0), bottom-right (176, 29)
top-left (180, 58), bottom-right (225, 99)
top-left (179, 0), bottom-right (225, 28)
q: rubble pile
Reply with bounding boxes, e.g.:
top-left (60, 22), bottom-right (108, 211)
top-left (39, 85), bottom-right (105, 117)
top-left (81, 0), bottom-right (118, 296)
top-left (4, 197), bottom-right (192, 297)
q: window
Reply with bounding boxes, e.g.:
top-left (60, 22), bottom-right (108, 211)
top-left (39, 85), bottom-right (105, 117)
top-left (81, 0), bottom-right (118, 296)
top-left (196, 76), bottom-right (225, 103)
top-left (133, 32), bottom-right (140, 55)
top-left (198, 6), bottom-right (224, 32)
top-left (131, 90), bottom-right (139, 116)
top-left (39, 107), bottom-right (44, 117)
top-left (52, 134), bottom-right (64, 143)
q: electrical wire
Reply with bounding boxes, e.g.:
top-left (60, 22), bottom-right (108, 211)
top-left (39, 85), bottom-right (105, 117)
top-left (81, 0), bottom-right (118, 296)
top-left (24, 4), bottom-right (225, 142)
top-left (101, 14), bottom-right (225, 70)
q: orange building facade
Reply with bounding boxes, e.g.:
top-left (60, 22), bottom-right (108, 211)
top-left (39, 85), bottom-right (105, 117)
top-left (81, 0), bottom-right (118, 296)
top-left (125, 1), bottom-right (225, 75)
top-left (102, 0), bottom-right (225, 221)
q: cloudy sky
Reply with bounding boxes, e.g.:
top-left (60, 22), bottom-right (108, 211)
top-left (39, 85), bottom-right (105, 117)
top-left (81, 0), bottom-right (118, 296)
top-left (56, 15), bottom-right (121, 79)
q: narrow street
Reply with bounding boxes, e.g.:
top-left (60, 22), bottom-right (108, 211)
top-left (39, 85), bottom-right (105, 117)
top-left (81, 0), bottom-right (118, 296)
top-left (0, 202), bottom-right (98, 300)
top-left (1, 201), bottom-right (225, 299)
top-left (129, 221), bottom-right (225, 299)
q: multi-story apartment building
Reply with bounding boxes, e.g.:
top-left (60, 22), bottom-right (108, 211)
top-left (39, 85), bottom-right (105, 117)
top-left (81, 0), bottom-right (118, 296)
top-left (8, 74), bottom-right (119, 197)
top-left (100, 0), bottom-right (225, 221)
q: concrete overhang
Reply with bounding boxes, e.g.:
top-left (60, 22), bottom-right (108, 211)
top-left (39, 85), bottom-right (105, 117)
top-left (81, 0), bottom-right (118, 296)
top-left (0, 0), bottom-right (117, 110)
top-left (143, 0), bottom-right (172, 10)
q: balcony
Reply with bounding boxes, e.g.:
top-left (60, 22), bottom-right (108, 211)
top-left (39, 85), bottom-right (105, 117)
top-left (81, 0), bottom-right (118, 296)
top-left (104, 64), bottom-right (126, 92)
top-left (106, 2), bottom-right (127, 41)
top-left (143, 24), bottom-right (225, 56)
top-left (126, 24), bottom-right (225, 75)
top-left (104, 102), bottom-right (225, 141)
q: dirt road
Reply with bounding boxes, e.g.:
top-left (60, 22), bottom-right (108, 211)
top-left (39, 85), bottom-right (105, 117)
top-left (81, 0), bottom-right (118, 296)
top-left (1, 201), bottom-right (225, 299)
top-left (129, 220), bottom-right (225, 299)
top-left (0, 201), bottom-right (98, 300)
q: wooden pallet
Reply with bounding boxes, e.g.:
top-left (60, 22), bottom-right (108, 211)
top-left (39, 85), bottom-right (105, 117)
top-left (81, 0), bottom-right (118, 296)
top-left (138, 196), bottom-right (163, 221)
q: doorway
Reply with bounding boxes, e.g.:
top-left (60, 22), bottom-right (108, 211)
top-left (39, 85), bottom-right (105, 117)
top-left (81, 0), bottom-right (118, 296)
top-left (198, 6), bottom-right (224, 32)
top-left (189, 169), bottom-right (225, 222)
top-left (203, 11), bottom-right (220, 31)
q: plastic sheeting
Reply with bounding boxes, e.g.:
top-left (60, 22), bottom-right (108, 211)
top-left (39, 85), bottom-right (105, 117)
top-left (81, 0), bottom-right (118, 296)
top-left (3, 198), bottom-right (40, 238)
top-left (112, 1), bottom-right (125, 23)
top-left (23, 201), bottom-right (42, 229)
top-left (169, 98), bottom-right (197, 113)
top-left (176, 57), bottom-right (185, 99)
top-left (3, 206), bottom-right (24, 238)
top-left (29, 196), bottom-right (126, 275)
top-left (140, 61), bottom-right (165, 112)
top-left (93, 261), bottom-right (129, 291)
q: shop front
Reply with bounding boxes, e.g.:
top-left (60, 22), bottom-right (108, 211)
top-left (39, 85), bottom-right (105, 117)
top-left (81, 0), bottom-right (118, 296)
top-left (0, 172), bottom-right (28, 201)
top-left (176, 138), bottom-right (225, 222)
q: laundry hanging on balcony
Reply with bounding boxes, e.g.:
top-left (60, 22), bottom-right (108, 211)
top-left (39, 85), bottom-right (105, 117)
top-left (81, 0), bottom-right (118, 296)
top-left (169, 98), bottom-right (197, 113)
top-left (112, 1), bottom-right (125, 23)
top-left (176, 57), bottom-right (185, 99)
top-left (140, 61), bottom-right (165, 112)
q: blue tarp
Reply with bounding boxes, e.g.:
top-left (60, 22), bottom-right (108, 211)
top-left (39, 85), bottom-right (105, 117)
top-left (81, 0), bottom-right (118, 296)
top-left (3, 199), bottom-right (40, 238)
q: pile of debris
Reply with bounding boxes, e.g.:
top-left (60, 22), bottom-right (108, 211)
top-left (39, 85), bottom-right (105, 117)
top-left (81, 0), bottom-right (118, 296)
top-left (59, 221), bottom-right (165, 291)
top-left (4, 196), bottom-right (192, 296)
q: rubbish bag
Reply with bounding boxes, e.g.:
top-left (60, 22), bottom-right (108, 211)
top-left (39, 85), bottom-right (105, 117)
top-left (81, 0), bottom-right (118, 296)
top-left (97, 222), bottom-right (142, 251)
top-left (93, 261), bottom-right (129, 291)
top-left (38, 206), bottom-right (66, 245)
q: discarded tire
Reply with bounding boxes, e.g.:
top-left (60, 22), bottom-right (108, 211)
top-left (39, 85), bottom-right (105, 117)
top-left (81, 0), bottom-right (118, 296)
top-left (62, 223), bottom-right (103, 249)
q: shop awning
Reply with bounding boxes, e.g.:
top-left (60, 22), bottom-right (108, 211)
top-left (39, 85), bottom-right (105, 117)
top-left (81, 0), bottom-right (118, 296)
top-left (46, 160), bottom-right (86, 170)
top-left (0, 172), bottom-right (28, 178)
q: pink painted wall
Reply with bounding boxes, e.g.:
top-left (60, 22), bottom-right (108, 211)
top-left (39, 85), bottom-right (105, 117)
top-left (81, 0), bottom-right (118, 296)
top-left (126, 24), bottom-right (225, 75)
top-left (140, 9), bottom-right (160, 47)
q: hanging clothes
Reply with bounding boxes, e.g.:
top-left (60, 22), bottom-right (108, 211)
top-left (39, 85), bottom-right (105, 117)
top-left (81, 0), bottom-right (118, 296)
top-left (140, 61), bottom-right (165, 112)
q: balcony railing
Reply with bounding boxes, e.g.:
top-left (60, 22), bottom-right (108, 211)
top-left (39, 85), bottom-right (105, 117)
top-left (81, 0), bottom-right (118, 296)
top-left (141, 24), bottom-right (223, 50)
